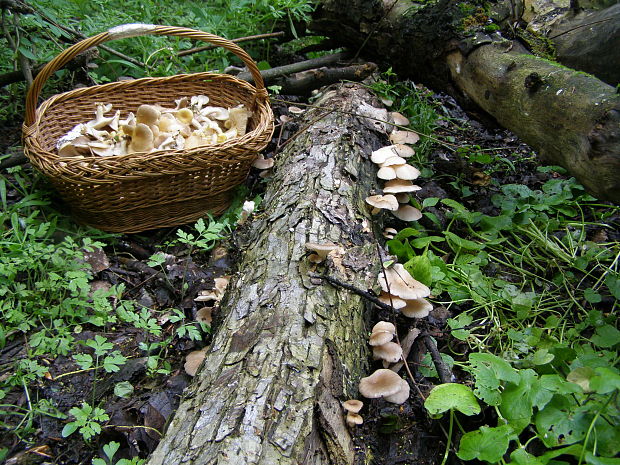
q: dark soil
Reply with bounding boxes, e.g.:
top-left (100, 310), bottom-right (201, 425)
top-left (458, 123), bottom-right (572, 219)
top-left (1, 77), bottom-right (614, 465)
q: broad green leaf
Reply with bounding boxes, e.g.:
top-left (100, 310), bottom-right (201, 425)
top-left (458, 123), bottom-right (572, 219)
top-left (394, 227), bottom-right (421, 240)
top-left (469, 352), bottom-right (519, 406)
top-left (531, 349), bottom-right (555, 366)
top-left (605, 273), bottom-right (620, 299)
top-left (499, 369), bottom-right (538, 432)
top-left (410, 236), bottom-right (445, 248)
top-left (584, 288), bottom-right (602, 303)
top-left (457, 424), bottom-right (515, 463)
top-left (535, 395), bottom-right (589, 448)
top-left (567, 367), bottom-right (595, 392)
top-left (404, 254), bottom-right (432, 287)
top-left (591, 325), bottom-right (620, 348)
top-left (589, 367), bottom-right (620, 394)
top-left (424, 383), bottom-right (480, 417)
top-left (114, 381), bottom-right (134, 398)
top-left (444, 231), bottom-right (483, 251)
top-left (103, 441), bottom-right (120, 461)
top-left (61, 422), bottom-right (78, 437)
top-left (510, 448), bottom-right (546, 465)
top-left (386, 239), bottom-right (414, 263)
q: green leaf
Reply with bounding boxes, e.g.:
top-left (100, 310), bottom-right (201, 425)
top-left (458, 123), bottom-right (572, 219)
top-left (404, 254), bottom-right (432, 287)
top-left (530, 348), bottom-right (555, 365)
top-left (62, 422), bottom-right (79, 437)
top-left (510, 448), bottom-right (546, 465)
top-left (387, 239), bottom-right (414, 263)
top-left (18, 46), bottom-right (37, 60)
top-left (410, 236), bottom-right (445, 248)
top-left (103, 352), bottom-right (127, 373)
top-left (590, 367), bottom-right (620, 394)
top-left (534, 395), bottom-right (589, 448)
top-left (457, 424), bottom-right (515, 463)
top-left (444, 231), bottom-right (483, 250)
top-left (103, 441), bottom-right (120, 461)
top-left (422, 197), bottom-right (439, 208)
top-left (469, 352), bottom-right (519, 406)
top-left (72, 353), bottom-right (94, 370)
top-left (499, 369), bottom-right (538, 432)
top-left (591, 325), bottom-right (620, 348)
top-left (424, 383), bottom-right (481, 417)
top-left (114, 381), bottom-right (134, 398)
top-left (584, 288), bottom-right (602, 303)
top-left (448, 314), bottom-right (473, 341)
top-left (605, 273), bottom-right (620, 299)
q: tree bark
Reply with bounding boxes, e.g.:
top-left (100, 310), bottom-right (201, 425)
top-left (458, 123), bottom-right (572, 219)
top-left (311, 0), bottom-right (620, 202)
top-left (147, 83), bottom-right (389, 465)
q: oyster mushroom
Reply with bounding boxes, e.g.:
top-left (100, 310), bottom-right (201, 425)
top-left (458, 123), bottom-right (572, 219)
top-left (128, 123), bottom-right (154, 153)
top-left (365, 194), bottom-right (399, 213)
top-left (378, 263), bottom-right (430, 300)
top-left (227, 106), bottom-right (250, 136)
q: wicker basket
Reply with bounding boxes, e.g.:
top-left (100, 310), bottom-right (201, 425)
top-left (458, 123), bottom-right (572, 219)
top-left (22, 24), bottom-right (274, 233)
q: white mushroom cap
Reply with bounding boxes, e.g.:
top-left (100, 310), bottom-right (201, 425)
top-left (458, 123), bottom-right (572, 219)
top-left (372, 342), bottom-right (403, 363)
top-left (372, 321), bottom-right (396, 334)
top-left (196, 307), bottom-right (213, 326)
top-left (393, 144), bottom-right (415, 158)
top-left (381, 156), bottom-right (407, 167)
top-left (376, 166), bottom-right (397, 180)
top-left (377, 292), bottom-right (407, 309)
top-left (394, 164), bottom-right (421, 180)
top-left (176, 108), bottom-right (194, 124)
top-left (359, 369), bottom-right (404, 399)
top-left (228, 106), bottom-right (250, 136)
top-left (305, 242), bottom-right (340, 260)
top-left (342, 399), bottom-right (364, 413)
top-left (253, 154), bottom-right (274, 170)
top-left (390, 112), bottom-right (410, 126)
top-left (378, 263), bottom-right (430, 300)
top-left (389, 130), bottom-right (420, 145)
top-left (383, 179), bottom-right (422, 193)
top-left (128, 123), bottom-right (154, 153)
top-left (383, 227), bottom-right (398, 239)
top-left (371, 146), bottom-right (400, 164)
top-left (393, 205), bottom-right (423, 221)
top-left (346, 412), bottom-right (364, 427)
top-left (136, 104), bottom-right (161, 126)
top-left (400, 298), bottom-right (433, 318)
top-left (184, 348), bottom-right (207, 376)
top-left (369, 331), bottom-right (394, 346)
top-left (384, 379), bottom-right (410, 404)
top-left (365, 194), bottom-right (399, 211)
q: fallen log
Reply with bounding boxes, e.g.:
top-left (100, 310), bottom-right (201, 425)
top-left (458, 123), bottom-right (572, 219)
top-left (147, 83), bottom-right (391, 465)
top-left (311, 0), bottom-right (620, 202)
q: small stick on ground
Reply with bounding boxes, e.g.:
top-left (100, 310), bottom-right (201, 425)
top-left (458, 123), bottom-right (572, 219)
top-left (423, 335), bottom-right (452, 384)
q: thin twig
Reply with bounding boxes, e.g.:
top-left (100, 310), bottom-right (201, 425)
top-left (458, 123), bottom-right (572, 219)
top-left (309, 272), bottom-right (395, 312)
top-left (423, 335), bottom-right (452, 384)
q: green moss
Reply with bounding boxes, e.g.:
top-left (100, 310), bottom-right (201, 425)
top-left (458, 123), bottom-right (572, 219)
top-left (516, 28), bottom-right (556, 60)
top-left (484, 23), bottom-right (500, 32)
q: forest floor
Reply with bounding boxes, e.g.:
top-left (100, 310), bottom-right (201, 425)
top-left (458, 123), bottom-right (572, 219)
top-left (1, 78), bottom-right (618, 465)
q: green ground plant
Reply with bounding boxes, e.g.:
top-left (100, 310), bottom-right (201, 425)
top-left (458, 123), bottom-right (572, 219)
top-left (373, 71), bottom-right (620, 465)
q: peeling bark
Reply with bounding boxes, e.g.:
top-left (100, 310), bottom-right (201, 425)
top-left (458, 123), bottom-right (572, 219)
top-left (311, 0), bottom-right (620, 202)
top-left (147, 83), bottom-right (390, 465)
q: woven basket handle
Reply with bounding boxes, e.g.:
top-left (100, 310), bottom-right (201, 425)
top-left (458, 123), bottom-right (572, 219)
top-left (25, 24), bottom-right (268, 126)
